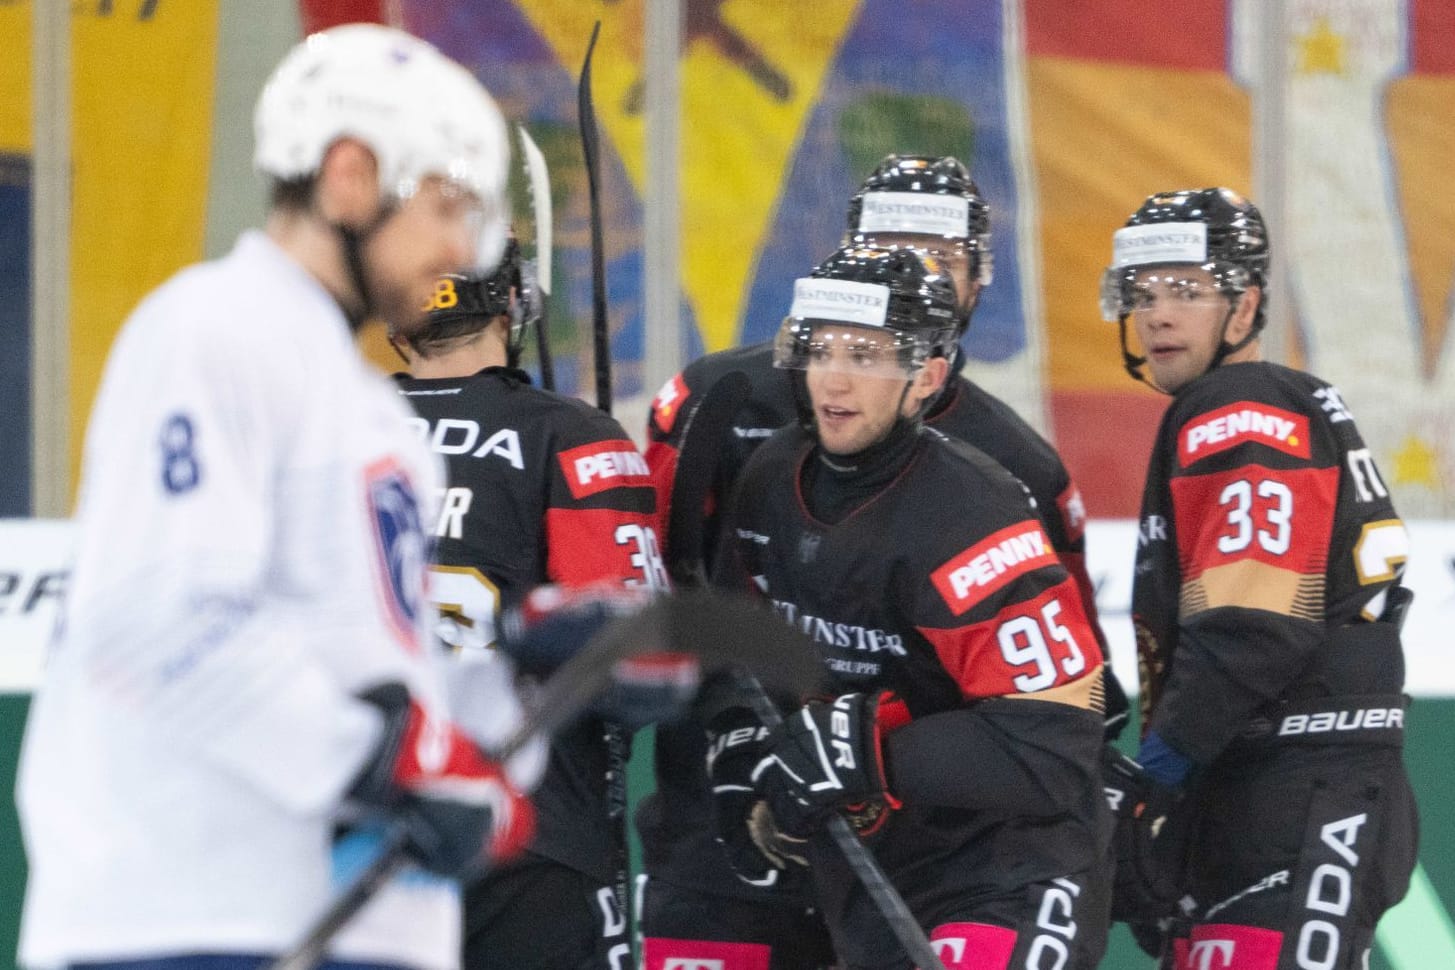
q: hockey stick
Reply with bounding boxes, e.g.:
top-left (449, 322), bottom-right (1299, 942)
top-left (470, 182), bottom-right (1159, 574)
top-left (576, 20), bottom-right (633, 947)
top-left (517, 124), bottom-right (556, 391)
top-left (662, 370), bottom-right (752, 588)
top-left (579, 20), bottom-right (611, 415)
top-left (662, 374), bottom-right (948, 970)
top-left (268, 591), bottom-right (820, 970)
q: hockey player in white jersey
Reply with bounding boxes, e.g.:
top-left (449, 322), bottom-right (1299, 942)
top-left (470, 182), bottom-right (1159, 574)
top-left (16, 24), bottom-right (537, 970)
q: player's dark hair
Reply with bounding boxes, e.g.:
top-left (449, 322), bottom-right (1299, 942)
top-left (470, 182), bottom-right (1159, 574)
top-left (268, 176), bottom-right (317, 213)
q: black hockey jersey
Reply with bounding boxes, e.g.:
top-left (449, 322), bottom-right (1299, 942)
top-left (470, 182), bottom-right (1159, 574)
top-left (397, 366), bottom-right (664, 883)
top-left (646, 341), bottom-right (798, 559)
top-left (1132, 361), bottom-right (1409, 766)
top-left (638, 344), bottom-right (1117, 905)
top-left (927, 377), bottom-right (1109, 666)
top-left (717, 424), bottom-right (1107, 943)
top-left (640, 343), bottom-right (800, 899)
top-left (648, 345), bottom-right (1107, 662)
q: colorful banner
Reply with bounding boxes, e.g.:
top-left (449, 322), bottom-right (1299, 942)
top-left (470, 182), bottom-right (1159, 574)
top-left (1, 6), bottom-right (32, 516)
top-left (68, 3), bottom-right (221, 492)
top-left (1030, 0), bottom-right (1455, 517)
top-left (375, 0), bottom-right (1455, 521)
top-left (0, 154), bottom-right (31, 517)
top-left (392, 1), bottom-right (647, 399)
top-left (395, 0), bottom-right (1050, 417)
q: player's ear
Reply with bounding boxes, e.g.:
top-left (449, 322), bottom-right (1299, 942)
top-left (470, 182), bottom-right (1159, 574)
top-left (1226, 285), bottom-right (1261, 346)
top-left (906, 355), bottom-right (949, 414)
top-left (315, 138), bottom-right (382, 228)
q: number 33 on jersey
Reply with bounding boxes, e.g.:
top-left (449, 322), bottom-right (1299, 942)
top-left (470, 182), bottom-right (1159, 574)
top-left (1167, 396), bottom-right (1406, 624)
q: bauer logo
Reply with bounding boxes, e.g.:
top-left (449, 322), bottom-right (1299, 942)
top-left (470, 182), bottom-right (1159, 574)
top-left (857, 191), bottom-right (970, 238)
top-left (789, 278), bottom-right (890, 328)
top-left (931, 522), bottom-right (1059, 615)
top-left (559, 439), bottom-right (651, 499)
top-left (1112, 221), bottom-right (1208, 267)
top-left (1178, 402), bottom-right (1310, 467)
top-left (1277, 706), bottom-right (1404, 736)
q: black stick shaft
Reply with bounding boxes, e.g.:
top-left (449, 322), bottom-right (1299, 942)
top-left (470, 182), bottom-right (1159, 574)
top-left (265, 825), bottom-right (411, 970)
top-left (579, 20), bottom-right (611, 415)
top-left (577, 19), bottom-right (631, 947)
top-left (536, 302), bottom-right (555, 391)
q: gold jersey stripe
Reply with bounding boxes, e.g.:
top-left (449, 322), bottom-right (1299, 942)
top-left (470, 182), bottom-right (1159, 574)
top-left (1180, 559), bottom-right (1326, 621)
top-left (1005, 663), bottom-right (1105, 713)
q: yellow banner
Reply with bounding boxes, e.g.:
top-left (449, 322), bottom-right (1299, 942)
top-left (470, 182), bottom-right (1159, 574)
top-left (69, 3), bottom-right (220, 489)
top-left (0, 6), bottom-right (29, 152)
top-left (1029, 57), bottom-right (1249, 394)
top-left (518, 0), bottom-right (862, 352)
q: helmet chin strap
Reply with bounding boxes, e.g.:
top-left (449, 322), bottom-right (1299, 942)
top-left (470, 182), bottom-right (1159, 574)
top-left (925, 345), bottom-right (963, 415)
top-left (1211, 302), bottom-right (1258, 367)
top-left (331, 203), bottom-right (396, 333)
top-left (1118, 300), bottom-right (1244, 395)
top-left (1117, 314), bottom-right (1156, 391)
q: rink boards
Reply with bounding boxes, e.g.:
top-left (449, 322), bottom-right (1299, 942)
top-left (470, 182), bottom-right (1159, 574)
top-left (3, 519), bottom-right (1452, 969)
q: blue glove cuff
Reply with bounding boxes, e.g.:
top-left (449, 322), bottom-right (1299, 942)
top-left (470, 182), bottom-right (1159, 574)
top-left (1137, 730), bottom-right (1192, 787)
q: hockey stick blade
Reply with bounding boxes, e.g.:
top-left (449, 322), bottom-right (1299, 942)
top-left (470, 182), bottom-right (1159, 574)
top-left (651, 589), bottom-right (820, 697)
top-left (517, 124), bottom-right (555, 390)
top-left (664, 370), bottom-right (753, 589)
top-left (517, 126), bottom-right (553, 298)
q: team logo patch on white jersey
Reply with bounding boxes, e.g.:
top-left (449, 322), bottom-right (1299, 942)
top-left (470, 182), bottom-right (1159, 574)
top-left (365, 458), bottom-right (429, 653)
top-left (931, 522), bottom-right (1058, 616)
top-left (1178, 402), bottom-right (1310, 467)
top-left (559, 439), bottom-right (652, 499)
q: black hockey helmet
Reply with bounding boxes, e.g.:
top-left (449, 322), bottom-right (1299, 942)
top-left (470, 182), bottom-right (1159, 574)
top-left (847, 155), bottom-right (992, 294)
top-left (774, 245), bottom-right (960, 379)
top-left (410, 236), bottom-right (541, 365)
top-left (1100, 187), bottom-right (1270, 386)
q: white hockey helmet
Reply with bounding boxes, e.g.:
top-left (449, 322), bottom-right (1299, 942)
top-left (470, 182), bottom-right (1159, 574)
top-left (254, 23), bottom-right (510, 269)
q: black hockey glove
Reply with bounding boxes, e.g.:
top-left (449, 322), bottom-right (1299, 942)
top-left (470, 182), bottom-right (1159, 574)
top-left (349, 683), bottom-right (535, 878)
top-left (705, 707), bottom-right (782, 886)
top-left (1103, 746), bottom-right (1187, 922)
top-left (752, 691), bottom-right (908, 843)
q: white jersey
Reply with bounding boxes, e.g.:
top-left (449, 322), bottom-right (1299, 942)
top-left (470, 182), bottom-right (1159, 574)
top-left (17, 231), bottom-right (489, 970)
